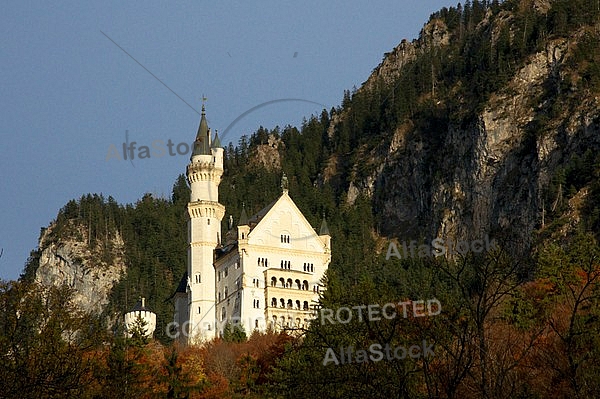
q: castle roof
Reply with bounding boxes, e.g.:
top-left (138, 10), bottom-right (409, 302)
top-left (191, 105), bottom-right (210, 157)
top-left (319, 216), bottom-right (330, 235)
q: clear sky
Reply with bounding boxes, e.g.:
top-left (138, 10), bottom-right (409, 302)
top-left (1, 0), bottom-right (455, 280)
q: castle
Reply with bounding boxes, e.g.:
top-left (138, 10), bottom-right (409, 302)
top-left (173, 105), bottom-right (331, 344)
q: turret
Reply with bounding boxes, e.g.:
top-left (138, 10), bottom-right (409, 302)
top-left (185, 102), bottom-right (225, 344)
top-left (124, 297), bottom-right (157, 338)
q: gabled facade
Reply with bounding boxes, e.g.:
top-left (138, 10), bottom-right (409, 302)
top-left (214, 184), bottom-right (331, 336)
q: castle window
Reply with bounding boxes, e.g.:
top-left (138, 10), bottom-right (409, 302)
top-left (296, 300), bottom-right (300, 309)
top-left (271, 277), bottom-right (277, 287)
top-left (221, 307), bottom-right (226, 321)
top-left (287, 299), bottom-right (293, 309)
top-left (195, 273), bottom-right (201, 284)
top-left (279, 278), bottom-right (285, 287)
top-left (225, 267), bottom-right (228, 277)
top-left (295, 279), bottom-right (301, 289)
top-left (207, 218), bottom-right (210, 225)
top-left (302, 280), bottom-right (308, 290)
top-left (218, 292), bottom-right (221, 302)
top-left (280, 298), bottom-right (285, 308)
top-left (271, 297), bottom-right (277, 307)
top-left (255, 319), bottom-right (259, 328)
top-left (303, 301), bottom-right (309, 310)
top-left (198, 306), bottom-right (201, 314)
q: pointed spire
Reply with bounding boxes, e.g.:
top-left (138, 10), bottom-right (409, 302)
top-left (192, 98), bottom-right (210, 157)
top-left (238, 203), bottom-right (248, 226)
top-left (319, 213), bottom-right (330, 235)
top-left (211, 129), bottom-right (222, 149)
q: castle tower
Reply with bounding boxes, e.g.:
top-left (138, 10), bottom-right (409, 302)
top-left (124, 297), bottom-right (156, 338)
top-left (185, 103), bottom-right (225, 343)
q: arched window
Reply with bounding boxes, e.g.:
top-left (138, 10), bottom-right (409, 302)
top-left (295, 279), bottom-right (301, 289)
top-left (303, 301), bottom-right (309, 311)
top-left (287, 299), bottom-right (293, 309)
top-left (287, 278), bottom-right (293, 288)
top-left (296, 300), bottom-right (301, 309)
top-left (302, 280), bottom-right (308, 290)
top-left (280, 298), bottom-right (285, 308)
top-left (271, 297), bottom-right (277, 307)
top-left (271, 277), bottom-right (277, 287)
top-left (279, 277), bottom-right (285, 287)
top-left (221, 307), bottom-right (226, 321)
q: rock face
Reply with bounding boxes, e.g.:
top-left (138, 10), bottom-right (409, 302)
top-left (250, 134), bottom-right (283, 171)
top-left (339, 17), bottom-right (600, 253)
top-left (34, 223), bottom-right (125, 316)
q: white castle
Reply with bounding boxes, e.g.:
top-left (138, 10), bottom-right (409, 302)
top-left (173, 104), bottom-right (331, 344)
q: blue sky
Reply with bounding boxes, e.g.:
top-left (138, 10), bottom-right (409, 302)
top-left (1, 0), bottom-right (455, 280)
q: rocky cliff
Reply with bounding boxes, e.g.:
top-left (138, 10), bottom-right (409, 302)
top-left (34, 222), bottom-right (126, 316)
top-left (333, 8), bottom-right (600, 254)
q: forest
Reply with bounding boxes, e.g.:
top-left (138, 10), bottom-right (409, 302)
top-left (3, 0), bottom-right (600, 397)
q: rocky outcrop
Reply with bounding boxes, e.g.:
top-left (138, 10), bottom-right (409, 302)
top-left (34, 223), bottom-right (125, 316)
top-left (250, 134), bottom-right (282, 171)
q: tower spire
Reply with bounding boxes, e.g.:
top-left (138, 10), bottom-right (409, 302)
top-left (192, 97), bottom-right (210, 157)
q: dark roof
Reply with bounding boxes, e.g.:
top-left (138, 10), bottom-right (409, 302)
top-left (216, 242), bottom-right (238, 258)
top-left (211, 130), bottom-right (222, 148)
top-left (130, 298), bottom-right (151, 312)
top-left (191, 105), bottom-right (210, 157)
top-left (175, 271), bottom-right (188, 293)
top-left (166, 271), bottom-right (188, 302)
top-left (238, 205), bottom-right (249, 226)
top-left (245, 198), bottom-right (278, 230)
top-left (320, 217), bottom-right (330, 235)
